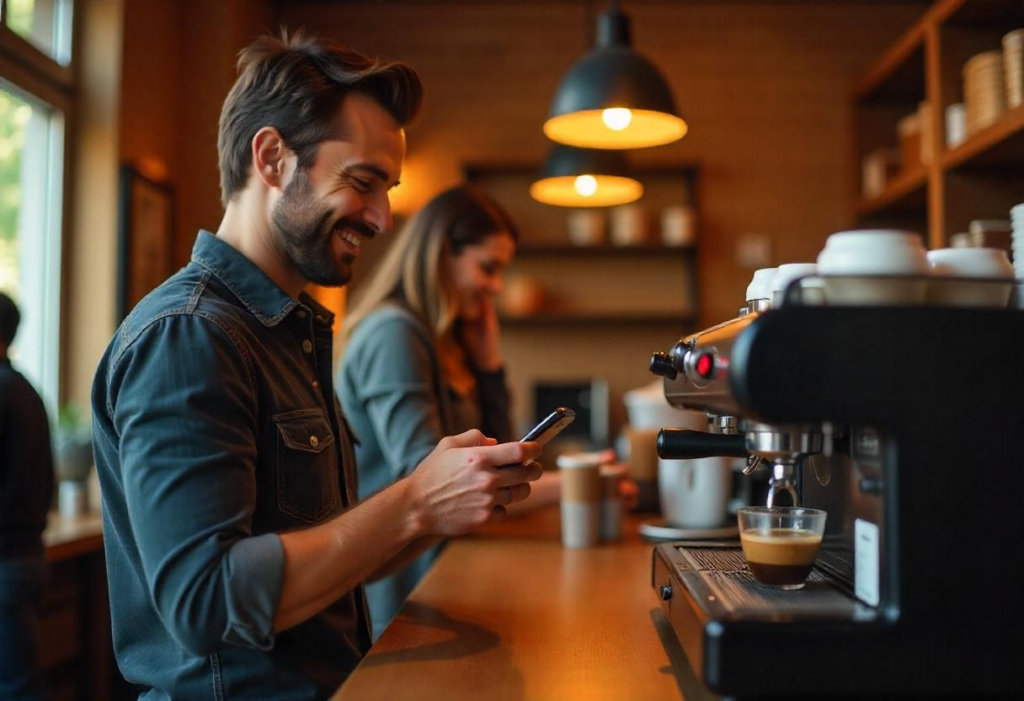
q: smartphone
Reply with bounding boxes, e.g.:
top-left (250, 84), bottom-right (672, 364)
top-left (517, 407), bottom-right (576, 466)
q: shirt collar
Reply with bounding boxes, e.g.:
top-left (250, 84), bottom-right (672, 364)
top-left (190, 230), bottom-right (301, 327)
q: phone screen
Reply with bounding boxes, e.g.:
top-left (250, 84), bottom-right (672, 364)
top-left (521, 407), bottom-right (576, 447)
top-left (498, 408), bottom-right (575, 468)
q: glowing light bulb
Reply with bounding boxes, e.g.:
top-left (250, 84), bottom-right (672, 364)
top-left (602, 108), bottom-right (633, 131)
top-left (574, 175), bottom-right (598, 197)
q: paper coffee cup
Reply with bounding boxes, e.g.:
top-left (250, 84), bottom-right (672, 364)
top-left (558, 453), bottom-right (602, 548)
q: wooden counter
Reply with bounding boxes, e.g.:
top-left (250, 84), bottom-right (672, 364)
top-left (38, 511), bottom-right (124, 701)
top-left (44, 511), bottom-right (104, 562)
top-left (333, 507), bottom-right (716, 701)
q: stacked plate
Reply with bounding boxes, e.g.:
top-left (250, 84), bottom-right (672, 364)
top-left (1012, 204), bottom-right (1024, 279)
top-left (964, 50), bottom-right (1006, 135)
top-left (1006, 30), bottom-right (1024, 109)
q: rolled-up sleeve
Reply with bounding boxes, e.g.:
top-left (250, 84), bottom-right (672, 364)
top-left (107, 313), bottom-right (284, 656)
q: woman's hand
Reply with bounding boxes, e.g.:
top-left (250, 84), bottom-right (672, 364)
top-left (460, 295), bottom-right (503, 372)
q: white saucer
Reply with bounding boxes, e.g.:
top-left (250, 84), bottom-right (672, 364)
top-left (639, 518), bottom-right (739, 542)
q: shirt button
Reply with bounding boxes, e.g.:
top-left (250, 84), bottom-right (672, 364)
top-left (312, 380), bottom-right (319, 388)
top-left (302, 340), bottom-right (313, 354)
top-left (309, 435), bottom-right (319, 448)
top-left (296, 309), bottom-right (307, 319)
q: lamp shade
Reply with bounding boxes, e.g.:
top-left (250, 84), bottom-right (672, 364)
top-left (544, 2), bottom-right (687, 150)
top-left (530, 145), bottom-right (643, 207)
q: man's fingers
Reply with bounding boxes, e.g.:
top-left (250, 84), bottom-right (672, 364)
top-left (494, 464), bottom-right (543, 488)
top-left (440, 429), bottom-right (490, 450)
top-left (482, 440), bottom-right (541, 468)
top-left (509, 482), bottom-right (531, 503)
top-left (488, 505), bottom-right (508, 524)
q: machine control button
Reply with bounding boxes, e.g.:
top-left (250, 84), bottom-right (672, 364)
top-left (649, 352), bottom-right (678, 380)
top-left (659, 585), bottom-right (673, 601)
top-left (694, 352), bottom-right (716, 379)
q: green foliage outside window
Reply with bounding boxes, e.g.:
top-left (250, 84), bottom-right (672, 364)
top-left (0, 89), bottom-right (29, 296)
top-left (5, 0), bottom-right (38, 40)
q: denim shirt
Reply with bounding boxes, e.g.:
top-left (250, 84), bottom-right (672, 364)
top-left (92, 231), bottom-right (371, 701)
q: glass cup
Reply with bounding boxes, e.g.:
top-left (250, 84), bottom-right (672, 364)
top-left (737, 506), bottom-right (827, 590)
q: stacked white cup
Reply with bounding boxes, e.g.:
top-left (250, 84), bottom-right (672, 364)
top-left (926, 248), bottom-right (1014, 308)
top-left (771, 263), bottom-right (821, 307)
top-left (745, 268), bottom-right (778, 308)
top-left (1012, 204), bottom-right (1024, 279)
top-left (816, 230), bottom-right (929, 305)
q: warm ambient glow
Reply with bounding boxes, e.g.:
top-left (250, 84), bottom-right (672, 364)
top-left (602, 107), bottom-right (632, 131)
top-left (544, 108), bottom-right (688, 149)
top-left (574, 174), bottom-right (598, 197)
top-left (530, 174), bottom-right (643, 207)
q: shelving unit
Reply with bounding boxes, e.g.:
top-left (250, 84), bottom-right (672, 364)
top-left (851, 0), bottom-right (1024, 248)
top-left (515, 244), bottom-right (697, 258)
top-left (464, 163), bottom-right (699, 325)
top-left (500, 312), bottom-right (696, 327)
top-left (463, 162), bottom-right (701, 438)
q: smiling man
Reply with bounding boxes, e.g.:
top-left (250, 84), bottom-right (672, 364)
top-left (92, 33), bottom-right (541, 701)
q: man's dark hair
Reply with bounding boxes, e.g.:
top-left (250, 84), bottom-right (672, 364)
top-left (218, 30), bottom-right (424, 205)
top-left (0, 291), bottom-right (21, 347)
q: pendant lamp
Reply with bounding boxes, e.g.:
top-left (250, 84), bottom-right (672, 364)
top-left (530, 145), bottom-right (643, 207)
top-left (544, 1), bottom-right (687, 150)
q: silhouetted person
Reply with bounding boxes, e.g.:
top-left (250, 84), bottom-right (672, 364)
top-left (0, 291), bottom-right (55, 701)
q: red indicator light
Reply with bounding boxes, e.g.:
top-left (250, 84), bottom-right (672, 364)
top-left (696, 353), bottom-right (714, 379)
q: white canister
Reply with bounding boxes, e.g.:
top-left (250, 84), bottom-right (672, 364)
top-left (946, 103), bottom-right (966, 148)
top-left (567, 210), bottom-right (607, 247)
top-left (661, 205), bottom-right (696, 247)
top-left (610, 204), bottom-right (649, 246)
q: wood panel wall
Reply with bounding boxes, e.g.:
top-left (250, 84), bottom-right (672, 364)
top-left (118, 1), bottom-right (925, 436)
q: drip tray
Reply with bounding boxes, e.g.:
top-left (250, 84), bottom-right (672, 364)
top-left (674, 544), bottom-right (859, 618)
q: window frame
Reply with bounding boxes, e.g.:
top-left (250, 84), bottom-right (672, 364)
top-left (0, 0), bottom-right (76, 412)
top-left (0, 0), bottom-right (74, 90)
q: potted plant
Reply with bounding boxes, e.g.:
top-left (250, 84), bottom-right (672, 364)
top-left (52, 404), bottom-right (93, 517)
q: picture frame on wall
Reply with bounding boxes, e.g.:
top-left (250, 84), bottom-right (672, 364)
top-left (117, 165), bottom-right (174, 321)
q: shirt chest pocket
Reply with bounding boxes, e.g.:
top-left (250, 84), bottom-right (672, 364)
top-left (273, 409), bottom-right (339, 524)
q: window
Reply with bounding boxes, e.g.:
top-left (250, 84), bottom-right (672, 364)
top-left (1, 0), bottom-right (73, 414)
top-left (2, 0), bottom-right (73, 65)
top-left (0, 82), bottom-right (64, 410)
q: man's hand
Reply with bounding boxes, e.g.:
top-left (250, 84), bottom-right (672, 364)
top-left (406, 429), bottom-right (542, 536)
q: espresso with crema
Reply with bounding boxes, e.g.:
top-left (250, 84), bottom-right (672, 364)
top-left (740, 528), bottom-right (822, 586)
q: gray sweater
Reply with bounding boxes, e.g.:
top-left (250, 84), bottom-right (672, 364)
top-left (336, 303), bottom-right (512, 638)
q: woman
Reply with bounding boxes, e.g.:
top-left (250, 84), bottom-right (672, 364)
top-left (337, 184), bottom-right (559, 639)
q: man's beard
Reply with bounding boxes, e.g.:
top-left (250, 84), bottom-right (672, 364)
top-left (271, 169), bottom-right (354, 287)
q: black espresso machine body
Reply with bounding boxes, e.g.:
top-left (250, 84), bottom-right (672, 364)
top-left (649, 305), bottom-right (1024, 698)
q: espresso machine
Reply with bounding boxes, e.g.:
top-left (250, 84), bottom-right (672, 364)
top-left (647, 281), bottom-right (1024, 698)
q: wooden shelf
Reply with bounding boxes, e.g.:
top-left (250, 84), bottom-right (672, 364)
top-left (516, 244), bottom-right (696, 257)
top-left (855, 166), bottom-right (928, 217)
top-left (500, 313), bottom-right (695, 327)
top-left (941, 103), bottom-right (1024, 172)
top-left (852, 20), bottom-right (926, 103)
top-left (851, 0), bottom-right (1023, 246)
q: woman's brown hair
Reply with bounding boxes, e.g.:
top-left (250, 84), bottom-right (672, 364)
top-left (341, 185), bottom-right (518, 390)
